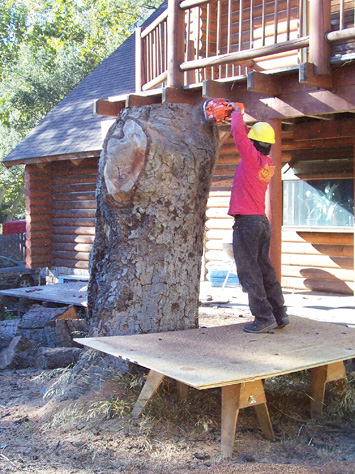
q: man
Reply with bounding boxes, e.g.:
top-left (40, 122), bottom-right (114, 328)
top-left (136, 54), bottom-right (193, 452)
top-left (228, 104), bottom-right (289, 333)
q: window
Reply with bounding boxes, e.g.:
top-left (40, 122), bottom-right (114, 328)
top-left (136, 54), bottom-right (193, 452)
top-left (283, 179), bottom-right (354, 228)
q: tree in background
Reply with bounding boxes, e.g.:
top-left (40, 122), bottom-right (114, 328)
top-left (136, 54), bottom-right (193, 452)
top-left (0, 0), bottom-right (161, 223)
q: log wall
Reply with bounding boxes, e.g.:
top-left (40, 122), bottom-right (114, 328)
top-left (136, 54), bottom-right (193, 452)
top-left (51, 160), bottom-right (97, 270)
top-left (25, 159), bottom-right (98, 272)
top-left (24, 127), bottom-right (354, 295)
top-left (25, 165), bottom-right (52, 268)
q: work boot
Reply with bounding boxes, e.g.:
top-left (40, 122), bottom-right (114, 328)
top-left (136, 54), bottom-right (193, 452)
top-left (243, 319), bottom-right (277, 333)
top-left (275, 315), bottom-right (289, 329)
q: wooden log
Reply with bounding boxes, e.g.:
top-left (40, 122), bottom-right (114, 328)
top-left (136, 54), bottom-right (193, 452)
top-left (52, 183), bottom-right (97, 194)
top-left (53, 200), bottom-right (96, 210)
top-left (327, 27), bottom-right (355, 43)
top-left (89, 103), bottom-right (220, 335)
top-left (309, 0), bottom-right (331, 76)
top-left (51, 173), bottom-right (97, 184)
top-left (52, 243), bottom-right (93, 253)
top-left (181, 37), bottom-right (309, 70)
top-left (52, 258), bottom-right (89, 269)
top-left (167, 0), bottom-right (185, 87)
top-left (135, 27), bottom-right (144, 92)
top-left (205, 218), bottom-right (234, 230)
top-left (282, 230), bottom-right (354, 245)
top-left (53, 251), bottom-right (90, 261)
top-left (282, 242), bottom-right (354, 258)
top-left (55, 191), bottom-right (96, 202)
top-left (52, 235), bottom-right (95, 245)
top-left (52, 209), bottom-right (96, 219)
top-left (52, 218), bottom-right (96, 227)
top-left (52, 226), bottom-right (96, 236)
top-left (282, 253), bottom-right (353, 269)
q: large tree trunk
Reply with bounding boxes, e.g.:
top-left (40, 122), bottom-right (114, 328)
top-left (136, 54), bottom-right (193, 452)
top-left (57, 103), bottom-right (219, 398)
top-left (88, 103), bottom-right (220, 337)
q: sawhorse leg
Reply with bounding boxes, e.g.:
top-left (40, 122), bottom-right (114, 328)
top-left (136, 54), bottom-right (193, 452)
top-left (131, 369), bottom-right (165, 418)
top-left (131, 372), bottom-right (190, 419)
top-left (221, 380), bottom-right (275, 458)
top-left (310, 361), bottom-right (347, 418)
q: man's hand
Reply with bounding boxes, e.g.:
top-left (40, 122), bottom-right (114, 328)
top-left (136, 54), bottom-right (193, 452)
top-left (230, 102), bottom-right (240, 111)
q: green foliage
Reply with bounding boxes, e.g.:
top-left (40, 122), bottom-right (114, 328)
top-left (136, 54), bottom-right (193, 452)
top-left (0, 0), bottom-right (162, 223)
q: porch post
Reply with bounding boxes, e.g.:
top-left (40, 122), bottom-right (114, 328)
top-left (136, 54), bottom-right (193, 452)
top-left (266, 119), bottom-right (282, 282)
top-left (135, 27), bottom-right (145, 92)
top-left (167, 0), bottom-right (185, 88)
top-left (309, 0), bottom-right (331, 75)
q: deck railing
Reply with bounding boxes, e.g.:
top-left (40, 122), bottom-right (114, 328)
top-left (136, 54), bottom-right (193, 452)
top-left (135, 0), bottom-right (355, 92)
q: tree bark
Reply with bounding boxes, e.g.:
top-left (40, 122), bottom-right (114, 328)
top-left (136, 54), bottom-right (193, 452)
top-left (88, 103), bottom-right (220, 336)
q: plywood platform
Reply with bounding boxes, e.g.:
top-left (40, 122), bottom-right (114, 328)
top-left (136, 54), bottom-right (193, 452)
top-left (75, 316), bottom-right (354, 390)
top-left (0, 282), bottom-right (88, 307)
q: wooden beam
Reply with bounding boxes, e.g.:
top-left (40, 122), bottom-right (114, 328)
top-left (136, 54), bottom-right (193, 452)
top-left (162, 87), bottom-right (199, 104)
top-left (93, 99), bottom-right (125, 117)
top-left (266, 119), bottom-right (282, 281)
top-left (309, 0), bottom-right (331, 76)
top-left (180, 37), bottom-right (308, 71)
top-left (135, 27), bottom-right (145, 92)
top-left (126, 94), bottom-right (161, 107)
top-left (202, 80), bottom-right (236, 99)
top-left (247, 71), bottom-right (281, 96)
top-left (299, 62), bottom-right (333, 90)
top-left (293, 117), bottom-right (355, 141)
top-left (327, 27), bottom-right (355, 44)
top-left (131, 370), bottom-right (165, 418)
top-left (237, 62), bottom-right (355, 121)
top-left (167, 0), bottom-right (185, 88)
top-left (310, 362), bottom-right (346, 417)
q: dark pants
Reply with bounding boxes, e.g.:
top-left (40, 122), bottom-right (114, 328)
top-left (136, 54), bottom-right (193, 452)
top-left (233, 215), bottom-right (287, 324)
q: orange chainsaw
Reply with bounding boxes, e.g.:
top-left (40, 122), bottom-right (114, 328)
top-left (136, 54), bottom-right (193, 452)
top-left (203, 98), bottom-right (245, 124)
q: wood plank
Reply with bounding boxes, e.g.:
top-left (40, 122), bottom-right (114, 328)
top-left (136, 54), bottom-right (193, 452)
top-left (74, 317), bottom-right (355, 391)
top-left (132, 370), bottom-right (165, 418)
top-left (292, 117), bottom-right (355, 141)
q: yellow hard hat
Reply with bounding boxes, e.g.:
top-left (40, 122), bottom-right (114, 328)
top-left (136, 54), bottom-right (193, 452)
top-left (248, 122), bottom-right (275, 144)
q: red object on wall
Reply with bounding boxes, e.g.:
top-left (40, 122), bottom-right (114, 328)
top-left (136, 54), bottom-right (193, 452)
top-left (2, 220), bottom-right (26, 235)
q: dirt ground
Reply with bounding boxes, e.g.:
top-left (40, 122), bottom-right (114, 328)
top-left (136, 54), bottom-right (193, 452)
top-left (0, 305), bottom-right (354, 474)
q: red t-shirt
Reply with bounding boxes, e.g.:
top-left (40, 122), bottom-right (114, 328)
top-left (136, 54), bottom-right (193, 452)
top-left (228, 110), bottom-right (275, 216)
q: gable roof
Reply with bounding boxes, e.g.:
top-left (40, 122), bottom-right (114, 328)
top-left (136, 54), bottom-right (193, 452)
top-left (3, 1), bottom-right (167, 168)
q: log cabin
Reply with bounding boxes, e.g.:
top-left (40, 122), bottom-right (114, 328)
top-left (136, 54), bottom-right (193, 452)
top-left (3, 0), bottom-right (355, 295)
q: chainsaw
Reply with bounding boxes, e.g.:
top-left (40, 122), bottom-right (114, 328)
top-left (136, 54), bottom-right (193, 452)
top-left (203, 98), bottom-right (245, 124)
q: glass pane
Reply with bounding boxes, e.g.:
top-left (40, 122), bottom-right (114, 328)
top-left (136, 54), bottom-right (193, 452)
top-left (283, 179), bottom-right (354, 227)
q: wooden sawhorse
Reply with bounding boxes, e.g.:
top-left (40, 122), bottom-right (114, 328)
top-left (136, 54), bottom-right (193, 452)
top-left (131, 369), bottom-right (275, 458)
top-left (75, 316), bottom-right (354, 459)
